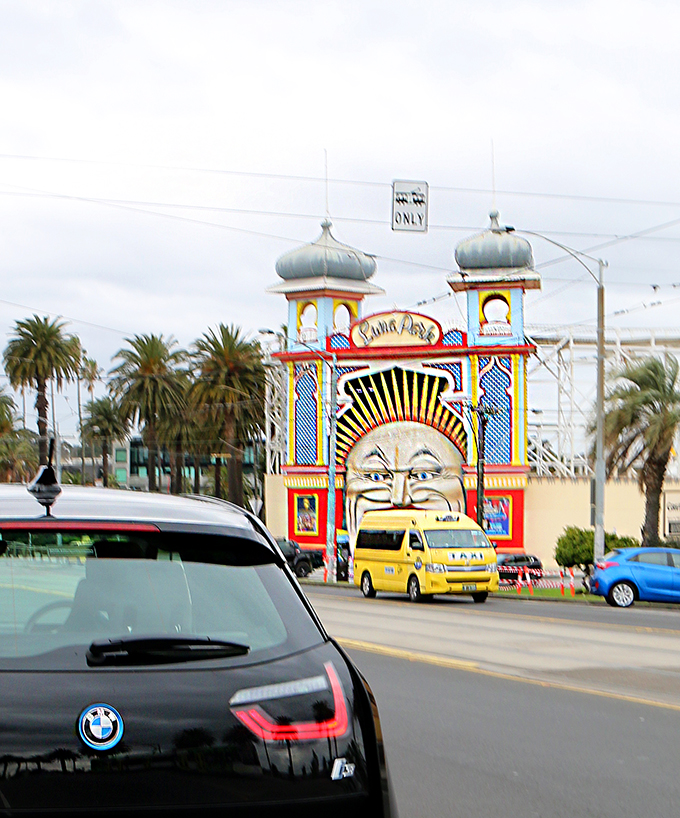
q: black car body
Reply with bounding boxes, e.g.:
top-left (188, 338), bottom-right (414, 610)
top-left (0, 486), bottom-right (394, 817)
top-left (276, 538), bottom-right (324, 578)
top-left (497, 553), bottom-right (543, 581)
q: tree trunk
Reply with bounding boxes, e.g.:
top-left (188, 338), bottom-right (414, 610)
top-left (89, 388), bottom-right (95, 485)
top-left (102, 440), bottom-right (109, 488)
top-left (193, 455), bottom-right (201, 494)
top-left (214, 456), bottom-right (222, 499)
top-left (641, 452), bottom-right (670, 546)
top-left (177, 450), bottom-right (185, 494)
top-left (36, 377), bottom-right (48, 465)
top-left (147, 425), bottom-right (158, 492)
top-left (168, 450), bottom-right (177, 494)
top-left (227, 451), bottom-right (244, 507)
top-left (77, 375), bottom-right (84, 485)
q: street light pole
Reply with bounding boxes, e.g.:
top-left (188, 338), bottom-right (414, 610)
top-left (470, 403), bottom-right (496, 529)
top-left (594, 261), bottom-right (606, 561)
top-left (326, 354), bottom-right (338, 583)
top-left (473, 407), bottom-right (487, 528)
top-left (503, 226), bottom-right (607, 561)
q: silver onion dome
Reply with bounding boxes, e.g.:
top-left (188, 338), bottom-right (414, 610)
top-left (276, 219), bottom-right (376, 281)
top-left (455, 210), bottom-right (534, 270)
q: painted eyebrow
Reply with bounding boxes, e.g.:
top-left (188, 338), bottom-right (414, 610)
top-left (407, 448), bottom-right (443, 464)
top-left (360, 446), bottom-right (390, 467)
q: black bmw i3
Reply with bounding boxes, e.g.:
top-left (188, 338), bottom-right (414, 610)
top-left (0, 483), bottom-right (394, 817)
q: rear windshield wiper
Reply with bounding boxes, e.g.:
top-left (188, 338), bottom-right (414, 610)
top-left (86, 635), bottom-right (250, 666)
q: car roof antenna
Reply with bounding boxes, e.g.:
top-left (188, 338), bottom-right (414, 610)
top-left (28, 438), bottom-right (62, 516)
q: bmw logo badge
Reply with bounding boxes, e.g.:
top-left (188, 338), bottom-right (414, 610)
top-left (78, 704), bottom-right (124, 751)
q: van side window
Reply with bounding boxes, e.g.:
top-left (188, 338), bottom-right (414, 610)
top-left (356, 530), bottom-right (405, 551)
top-left (409, 531), bottom-right (424, 550)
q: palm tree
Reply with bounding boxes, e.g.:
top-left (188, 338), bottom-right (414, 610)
top-left (109, 335), bottom-right (186, 492)
top-left (3, 316), bottom-right (81, 465)
top-left (157, 373), bottom-right (194, 495)
top-left (603, 354), bottom-right (680, 546)
top-left (80, 355), bottom-right (102, 485)
top-left (0, 387), bottom-right (17, 438)
top-left (190, 325), bottom-right (264, 505)
top-left (0, 431), bottom-right (39, 483)
top-left (83, 397), bottom-right (129, 487)
top-left (0, 389), bottom-right (37, 483)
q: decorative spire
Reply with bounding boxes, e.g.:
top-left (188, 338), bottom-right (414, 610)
top-left (455, 211), bottom-right (534, 271)
top-left (276, 220), bottom-right (376, 281)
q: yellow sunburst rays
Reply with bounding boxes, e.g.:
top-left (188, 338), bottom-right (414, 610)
top-left (443, 413), bottom-right (467, 458)
top-left (403, 369), bottom-right (411, 421)
top-left (425, 375), bottom-right (442, 425)
top-left (410, 371), bottom-right (420, 422)
top-left (367, 373), bottom-right (390, 426)
top-left (380, 371), bottom-right (398, 422)
top-left (391, 369), bottom-right (404, 421)
top-left (416, 373), bottom-right (425, 423)
top-left (335, 424), bottom-right (359, 456)
top-left (339, 402), bottom-right (368, 440)
top-left (432, 378), bottom-right (446, 431)
top-left (347, 380), bottom-right (379, 433)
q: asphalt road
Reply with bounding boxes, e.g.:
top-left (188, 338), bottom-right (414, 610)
top-left (301, 585), bottom-right (680, 816)
top-left (346, 646), bottom-right (680, 818)
top-left (304, 581), bottom-right (680, 631)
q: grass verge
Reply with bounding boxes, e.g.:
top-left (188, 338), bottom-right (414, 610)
top-left (496, 586), bottom-right (604, 603)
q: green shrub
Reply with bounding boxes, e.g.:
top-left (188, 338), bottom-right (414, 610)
top-left (554, 526), bottom-right (640, 569)
top-left (555, 526), bottom-right (593, 568)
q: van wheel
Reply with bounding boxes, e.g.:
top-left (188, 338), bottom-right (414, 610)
top-left (472, 592), bottom-right (488, 603)
top-left (361, 572), bottom-right (377, 598)
top-left (408, 575), bottom-right (422, 603)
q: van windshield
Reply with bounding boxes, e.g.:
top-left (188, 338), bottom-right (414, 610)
top-left (424, 530), bottom-right (493, 549)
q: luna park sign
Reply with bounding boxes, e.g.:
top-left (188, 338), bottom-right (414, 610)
top-left (350, 311), bottom-right (442, 348)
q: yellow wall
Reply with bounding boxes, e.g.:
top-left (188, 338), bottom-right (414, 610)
top-left (525, 477), bottom-right (680, 568)
top-left (264, 474), bottom-right (288, 538)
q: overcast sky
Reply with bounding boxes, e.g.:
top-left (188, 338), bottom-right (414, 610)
top-left (2, 0), bottom-right (680, 441)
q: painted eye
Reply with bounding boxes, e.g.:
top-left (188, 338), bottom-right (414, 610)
top-left (410, 471), bottom-right (432, 481)
top-left (366, 471), bottom-right (389, 482)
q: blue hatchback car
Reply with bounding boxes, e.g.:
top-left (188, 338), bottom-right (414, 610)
top-left (590, 547), bottom-right (680, 607)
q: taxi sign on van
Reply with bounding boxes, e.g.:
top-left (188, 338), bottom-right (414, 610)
top-left (435, 514), bottom-right (460, 523)
top-left (449, 551), bottom-right (485, 562)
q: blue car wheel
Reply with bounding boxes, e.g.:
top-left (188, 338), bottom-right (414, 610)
top-left (608, 580), bottom-right (636, 608)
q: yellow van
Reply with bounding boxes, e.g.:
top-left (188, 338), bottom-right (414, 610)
top-left (353, 509), bottom-right (498, 603)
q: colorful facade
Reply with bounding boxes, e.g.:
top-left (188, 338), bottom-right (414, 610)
top-left (269, 211), bottom-right (540, 555)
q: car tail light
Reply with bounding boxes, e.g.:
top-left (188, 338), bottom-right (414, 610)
top-left (230, 661), bottom-right (348, 742)
top-left (596, 560), bottom-right (619, 570)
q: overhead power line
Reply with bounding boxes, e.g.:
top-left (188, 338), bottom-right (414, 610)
top-left (4, 151), bottom-right (680, 209)
top-left (5, 189), bottom-right (680, 243)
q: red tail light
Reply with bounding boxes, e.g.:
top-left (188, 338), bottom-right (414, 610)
top-left (232, 661), bottom-right (348, 742)
top-left (596, 560), bottom-right (619, 570)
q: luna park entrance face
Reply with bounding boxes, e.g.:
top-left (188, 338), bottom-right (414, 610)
top-left (344, 420), bottom-right (465, 543)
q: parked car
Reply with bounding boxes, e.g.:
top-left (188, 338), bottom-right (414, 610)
top-left (590, 546), bottom-right (680, 607)
top-left (497, 553), bottom-right (543, 581)
top-left (276, 537), bottom-right (323, 577)
top-left (0, 482), bottom-right (394, 816)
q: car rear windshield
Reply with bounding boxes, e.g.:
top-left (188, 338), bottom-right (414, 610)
top-left (0, 529), bottom-right (323, 669)
top-left (424, 529), bottom-right (493, 549)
